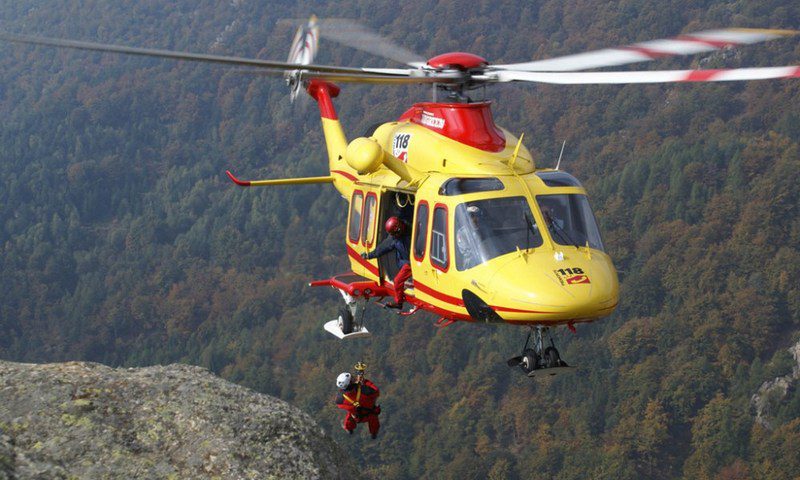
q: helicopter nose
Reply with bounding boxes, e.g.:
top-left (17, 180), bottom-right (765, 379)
top-left (477, 254), bottom-right (618, 322)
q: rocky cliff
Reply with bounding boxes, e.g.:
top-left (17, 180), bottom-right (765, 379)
top-left (751, 339), bottom-right (800, 430)
top-left (0, 361), bottom-right (353, 479)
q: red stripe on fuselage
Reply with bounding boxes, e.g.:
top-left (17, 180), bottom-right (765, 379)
top-left (493, 305), bottom-right (557, 314)
top-left (331, 169), bottom-right (357, 182)
top-left (346, 244), bottom-right (379, 276)
top-left (412, 280), bottom-right (464, 307)
top-left (407, 296), bottom-right (472, 321)
top-left (412, 280), bottom-right (555, 315)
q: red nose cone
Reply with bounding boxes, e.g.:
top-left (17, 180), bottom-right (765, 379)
top-left (426, 52), bottom-right (488, 70)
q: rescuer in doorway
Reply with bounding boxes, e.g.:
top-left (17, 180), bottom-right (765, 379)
top-left (361, 216), bottom-right (411, 309)
top-left (334, 363), bottom-right (381, 438)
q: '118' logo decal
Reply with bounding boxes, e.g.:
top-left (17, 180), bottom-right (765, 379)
top-left (392, 133), bottom-right (411, 162)
top-left (554, 267), bottom-right (590, 285)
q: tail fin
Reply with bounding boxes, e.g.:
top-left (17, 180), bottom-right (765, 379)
top-left (307, 80), bottom-right (352, 193)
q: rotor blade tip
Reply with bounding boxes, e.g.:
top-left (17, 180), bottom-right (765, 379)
top-left (730, 27), bottom-right (799, 36)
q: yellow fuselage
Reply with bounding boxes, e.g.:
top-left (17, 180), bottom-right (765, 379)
top-left (321, 100), bottom-right (618, 326)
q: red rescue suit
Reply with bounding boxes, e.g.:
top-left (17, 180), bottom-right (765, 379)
top-left (335, 379), bottom-right (381, 436)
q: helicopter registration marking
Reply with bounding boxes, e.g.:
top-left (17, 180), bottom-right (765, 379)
top-left (554, 267), bottom-right (590, 286)
top-left (392, 133), bottom-right (412, 162)
top-left (420, 111), bottom-right (445, 129)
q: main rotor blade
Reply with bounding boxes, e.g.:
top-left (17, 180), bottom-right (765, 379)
top-left (487, 65), bottom-right (800, 84)
top-left (0, 31), bottom-right (413, 77)
top-left (495, 28), bottom-right (798, 72)
top-left (241, 69), bottom-right (460, 85)
top-left (301, 71), bottom-right (457, 84)
top-left (280, 17), bottom-right (426, 67)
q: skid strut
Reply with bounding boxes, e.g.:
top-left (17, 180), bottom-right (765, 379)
top-left (323, 289), bottom-right (372, 340)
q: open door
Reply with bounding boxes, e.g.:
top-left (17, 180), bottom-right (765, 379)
top-left (377, 191), bottom-right (415, 283)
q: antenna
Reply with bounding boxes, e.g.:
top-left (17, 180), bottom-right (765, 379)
top-left (509, 133), bottom-right (525, 169)
top-left (555, 140), bottom-right (566, 170)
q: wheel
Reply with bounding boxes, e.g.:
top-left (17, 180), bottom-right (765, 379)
top-left (338, 306), bottom-right (354, 335)
top-left (543, 346), bottom-right (561, 368)
top-left (520, 348), bottom-right (539, 373)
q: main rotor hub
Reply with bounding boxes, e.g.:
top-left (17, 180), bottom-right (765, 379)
top-left (426, 52), bottom-right (488, 71)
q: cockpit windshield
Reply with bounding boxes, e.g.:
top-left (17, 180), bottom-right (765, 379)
top-left (455, 196), bottom-right (543, 271)
top-left (536, 194), bottom-right (604, 251)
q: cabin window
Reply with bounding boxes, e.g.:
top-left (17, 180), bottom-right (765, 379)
top-left (536, 194), bottom-right (604, 251)
top-left (439, 177), bottom-right (505, 196)
top-left (348, 191), bottom-right (364, 243)
top-left (454, 196), bottom-right (543, 271)
top-left (535, 171), bottom-right (583, 188)
top-left (430, 205), bottom-right (449, 271)
top-left (361, 193), bottom-right (378, 246)
top-left (413, 201), bottom-right (429, 260)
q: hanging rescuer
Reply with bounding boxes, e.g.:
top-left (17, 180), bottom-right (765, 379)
top-left (335, 362), bottom-right (381, 439)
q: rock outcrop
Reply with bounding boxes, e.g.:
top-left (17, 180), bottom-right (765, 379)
top-left (0, 361), bottom-right (353, 479)
top-left (751, 339), bottom-right (800, 430)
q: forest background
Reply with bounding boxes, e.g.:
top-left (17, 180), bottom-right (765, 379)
top-left (1, 1), bottom-right (799, 478)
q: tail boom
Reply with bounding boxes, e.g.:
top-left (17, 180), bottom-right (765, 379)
top-left (306, 80), bottom-right (356, 196)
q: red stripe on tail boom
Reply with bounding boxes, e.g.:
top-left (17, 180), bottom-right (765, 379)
top-left (307, 80), bottom-right (341, 120)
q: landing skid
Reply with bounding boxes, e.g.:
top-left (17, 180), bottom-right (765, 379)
top-left (323, 319), bottom-right (370, 339)
top-left (311, 272), bottom-right (389, 341)
top-left (326, 290), bottom-right (372, 340)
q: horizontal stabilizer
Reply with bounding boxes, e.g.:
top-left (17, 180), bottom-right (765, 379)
top-left (226, 170), bottom-right (334, 187)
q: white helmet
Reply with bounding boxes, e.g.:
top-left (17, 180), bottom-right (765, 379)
top-left (336, 372), bottom-right (352, 389)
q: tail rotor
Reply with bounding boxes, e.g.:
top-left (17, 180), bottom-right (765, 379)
top-left (285, 15), bottom-right (319, 104)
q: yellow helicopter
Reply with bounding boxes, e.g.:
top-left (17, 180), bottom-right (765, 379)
top-left (1, 19), bottom-right (797, 375)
